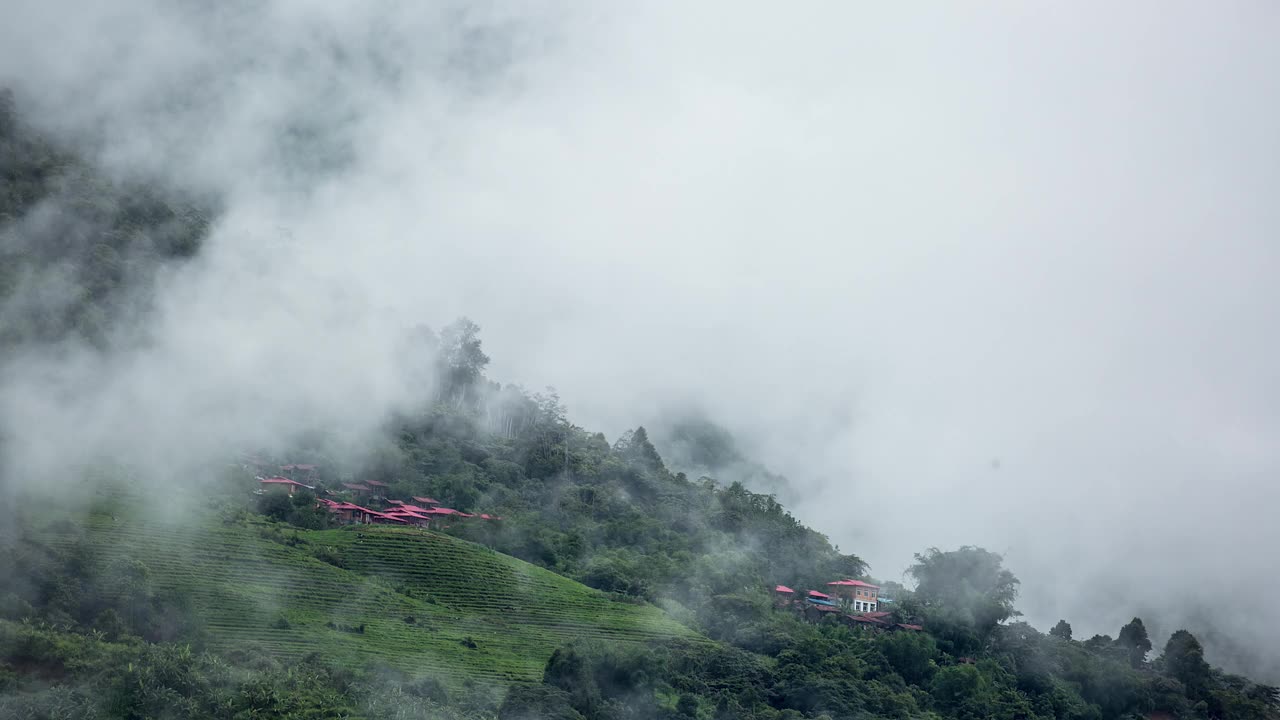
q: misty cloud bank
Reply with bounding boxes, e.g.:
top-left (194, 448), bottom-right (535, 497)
top-left (3, 2), bottom-right (1278, 677)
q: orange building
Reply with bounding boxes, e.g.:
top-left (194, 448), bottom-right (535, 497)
top-left (825, 579), bottom-right (881, 613)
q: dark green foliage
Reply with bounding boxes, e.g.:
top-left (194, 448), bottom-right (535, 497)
top-left (0, 91), bottom-right (210, 350)
top-left (0, 529), bottom-right (203, 646)
top-left (256, 489), bottom-right (294, 521)
top-left (499, 685), bottom-right (585, 720)
top-left (1162, 629), bottom-right (1210, 699)
top-left (878, 629), bottom-right (938, 685)
top-left (1117, 617), bottom-right (1152, 667)
top-left (0, 621), bottom-right (486, 719)
top-left (1050, 619), bottom-right (1073, 641)
top-left (908, 547), bottom-right (1020, 637)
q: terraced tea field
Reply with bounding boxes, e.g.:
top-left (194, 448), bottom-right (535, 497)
top-left (35, 513), bottom-right (699, 687)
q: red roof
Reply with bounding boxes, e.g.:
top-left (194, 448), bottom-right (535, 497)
top-left (411, 496), bottom-right (441, 505)
top-left (342, 483), bottom-right (372, 492)
top-left (846, 614), bottom-right (888, 625)
top-left (827, 579), bottom-right (880, 589)
top-left (775, 585), bottom-right (795, 593)
top-left (478, 513), bottom-right (504, 520)
top-left (808, 590), bottom-right (831, 599)
top-left (365, 480), bottom-right (389, 487)
top-left (897, 623), bottom-right (923, 631)
top-left (386, 510), bottom-right (429, 520)
top-left (261, 477), bottom-right (310, 488)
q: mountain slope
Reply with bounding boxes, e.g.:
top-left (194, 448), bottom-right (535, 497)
top-left (27, 507), bottom-right (697, 689)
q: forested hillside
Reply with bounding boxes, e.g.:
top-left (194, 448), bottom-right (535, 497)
top-left (2, 93), bottom-right (1278, 720)
top-left (0, 89), bottom-right (210, 351)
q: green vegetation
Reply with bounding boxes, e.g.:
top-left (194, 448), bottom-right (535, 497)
top-left (0, 88), bottom-right (210, 350)
top-left (3, 91), bottom-right (1278, 718)
top-left (6, 506), bottom-right (693, 691)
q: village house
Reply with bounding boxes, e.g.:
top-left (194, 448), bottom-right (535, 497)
top-left (280, 464), bottom-right (319, 482)
top-left (826, 579), bottom-right (881, 613)
top-left (318, 499), bottom-right (405, 525)
top-left (771, 581), bottom-right (922, 633)
top-left (342, 482), bottom-right (373, 497)
top-left (302, 488), bottom-right (503, 529)
top-left (259, 477), bottom-right (312, 496)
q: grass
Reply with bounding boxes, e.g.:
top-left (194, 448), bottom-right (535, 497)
top-left (34, 507), bottom-right (699, 688)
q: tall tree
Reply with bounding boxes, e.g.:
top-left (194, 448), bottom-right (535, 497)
top-left (1049, 619), bottom-right (1073, 641)
top-left (435, 317), bottom-right (490, 408)
top-left (1162, 629), bottom-right (1210, 699)
top-left (908, 546), bottom-right (1020, 634)
top-left (1118, 617), bottom-right (1153, 667)
top-left (614, 426), bottom-right (665, 474)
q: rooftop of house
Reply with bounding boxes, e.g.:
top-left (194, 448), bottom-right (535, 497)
top-left (846, 614), bottom-right (888, 625)
top-left (260, 477), bottom-right (312, 488)
top-left (808, 590), bottom-right (831, 599)
top-left (775, 585), bottom-right (795, 594)
top-left (827, 579), bottom-right (880, 589)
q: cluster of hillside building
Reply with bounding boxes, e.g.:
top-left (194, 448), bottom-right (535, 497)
top-left (252, 462), bottom-right (502, 530)
top-left (774, 580), bottom-right (922, 632)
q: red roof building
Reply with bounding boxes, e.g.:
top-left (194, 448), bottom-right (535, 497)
top-left (342, 483), bottom-right (372, 494)
top-left (381, 508), bottom-right (432, 527)
top-left (808, 590), bottom-right (831, 599)
top-left (775, 585), bottom-right (795, 594)
top-left (260, 477), bottom-right (312, 495)
top-left (826, 579), bottom-right (882, 612)
top-left (367, 510), bottom-right (407, 525)
top-left (411, 496), bottom-right (441, 506)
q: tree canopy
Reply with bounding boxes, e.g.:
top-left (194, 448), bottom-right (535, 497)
top-left (908, 546), bottom-right (1020, 634)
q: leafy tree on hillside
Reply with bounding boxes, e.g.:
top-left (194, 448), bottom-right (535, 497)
top-left (1050, 619), bottom-right (1073, 641)
top-left (1162, 629), bottom-right (1210, 699)
top-left (1117, 617), bottom-right (1152, 667)
top-left (436, 317), bottom-right (490, 409)
top-left (908, 546), bottom-right (1020, 635)
top-left (257, 491), bottom-right (294, 521)
top-left (613, 426), bottom-right (666, 475)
